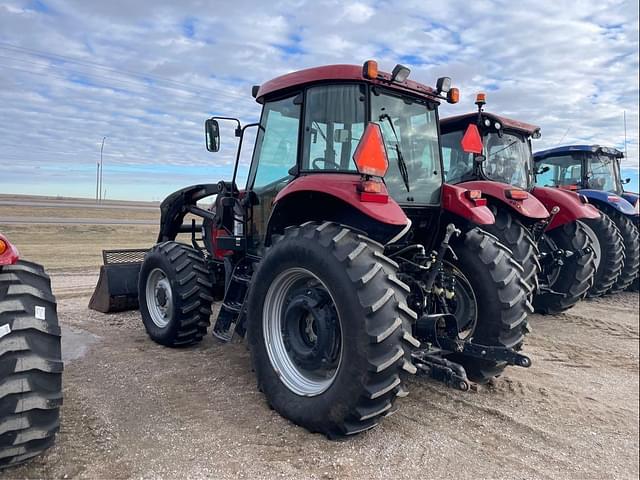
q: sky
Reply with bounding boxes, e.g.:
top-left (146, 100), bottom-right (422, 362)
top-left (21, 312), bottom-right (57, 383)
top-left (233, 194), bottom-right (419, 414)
top-left (0, 0), bottom-right (638, 200)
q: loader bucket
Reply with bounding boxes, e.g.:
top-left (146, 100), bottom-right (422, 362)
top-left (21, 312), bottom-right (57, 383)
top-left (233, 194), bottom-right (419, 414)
top-left (89, 249), bottom-right (148, 313)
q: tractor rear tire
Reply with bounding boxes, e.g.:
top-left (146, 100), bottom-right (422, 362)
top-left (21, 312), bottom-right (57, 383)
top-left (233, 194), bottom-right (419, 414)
top-left (483, 206), bottom-right (540, 299)
top-left (0, 261), bottom-right (62, 469)
top-left (247, 222), bottom-right (418, 438)
top-left (447, 228), bottom-right (532, 384)
top-left (533, 221), bottom-right (596, 314)
top-left (582, 214), bottom-right (624, 297)
top-left (138, 242), bottom-right (213, 347)
top-left (606, 211), bottom-right (640, 294)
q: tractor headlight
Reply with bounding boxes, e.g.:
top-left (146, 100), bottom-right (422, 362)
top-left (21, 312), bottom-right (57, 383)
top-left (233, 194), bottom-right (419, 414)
top-left (494, 122), bottom-right (502, 130)
top-left (484, 118), bottom-right (491, 127)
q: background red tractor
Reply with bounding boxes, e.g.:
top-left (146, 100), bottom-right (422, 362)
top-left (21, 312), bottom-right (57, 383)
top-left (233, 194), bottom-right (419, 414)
top-left (0, 233), bottom-right (62, 468)
top-left (439, 94), bottom-right (608, 314)
top-left (91, 62), bottom-right (532, 437)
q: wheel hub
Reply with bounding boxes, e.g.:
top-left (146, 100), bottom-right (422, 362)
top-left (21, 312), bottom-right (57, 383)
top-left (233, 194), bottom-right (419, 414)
top-left (145, 268), bottom-right (173, 328)
top-left (263, 268), bottom-right (343, 397)
top-left (282, 290), bottom-right (340, 373)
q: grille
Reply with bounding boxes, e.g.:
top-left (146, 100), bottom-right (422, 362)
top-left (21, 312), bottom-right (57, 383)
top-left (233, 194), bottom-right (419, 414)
top-left (102, 249), bottom-right (148, 265)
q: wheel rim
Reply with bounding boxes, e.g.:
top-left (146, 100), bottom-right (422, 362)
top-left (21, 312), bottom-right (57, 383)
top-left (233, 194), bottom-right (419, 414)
top-left (441, 262), bottom-right (477, 340)
top-left (263, 267), bottom-right (342, 397)
top-left (146, 268), bottom-right (173, 328)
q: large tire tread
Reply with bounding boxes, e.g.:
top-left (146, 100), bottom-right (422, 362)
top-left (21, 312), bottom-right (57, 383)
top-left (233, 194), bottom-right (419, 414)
top-left (534, 221), bottom-right (597, 314)
top-left (138, 242), bottom-right (212, 347)
top-left (606, 211), bottom-right (640, 293)
top-left (248, 222), bottom-right (417, 438)
top-left (483, 207), bottom-right (540, 298)
top-left (448, 228), bottom-right (532, 383)
top-left (583, 214), bottom-right (624, 297)
top-left (0, 260), bottom-right (62, 469)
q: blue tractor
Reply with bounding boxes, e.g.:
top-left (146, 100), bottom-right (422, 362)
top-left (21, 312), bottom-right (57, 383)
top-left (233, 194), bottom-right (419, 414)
top-left (534, 145), bottom-right (639, 293)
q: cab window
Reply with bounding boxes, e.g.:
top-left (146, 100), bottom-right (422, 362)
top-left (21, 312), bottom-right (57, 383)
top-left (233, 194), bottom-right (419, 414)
top-left (249, 95), bottom-right (301, 191)
top-left (301, 84), bottom-right (365, 172)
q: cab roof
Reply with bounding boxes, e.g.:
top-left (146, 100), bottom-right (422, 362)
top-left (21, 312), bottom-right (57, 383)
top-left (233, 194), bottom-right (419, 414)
top-left (254, 64), bottom-right (437, 103)
top-left (534, 145), bottom-right (624, 161)
top-left (440, 112), bottom-right (540, 135)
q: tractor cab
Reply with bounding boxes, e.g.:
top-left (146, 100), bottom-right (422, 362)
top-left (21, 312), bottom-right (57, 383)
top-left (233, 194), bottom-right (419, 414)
top-left (533, 145), bottom-right (627, 194)
top-left (203, 61), bottom-right (463, 257)
top-left (437, 95), bottom-right (614, 314)
top-left (440, 94), bottom-right (541, 192)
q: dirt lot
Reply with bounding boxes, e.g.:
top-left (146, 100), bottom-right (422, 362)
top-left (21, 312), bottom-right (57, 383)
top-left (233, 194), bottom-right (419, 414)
top-left (0, 270), bottom-right (636, 480)
top-left (2, 197), bottom-right (639, 479)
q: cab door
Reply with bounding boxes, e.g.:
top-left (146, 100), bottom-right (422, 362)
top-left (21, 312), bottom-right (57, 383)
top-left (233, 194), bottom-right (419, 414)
top-left (246, 94), bottom-right (301, 254)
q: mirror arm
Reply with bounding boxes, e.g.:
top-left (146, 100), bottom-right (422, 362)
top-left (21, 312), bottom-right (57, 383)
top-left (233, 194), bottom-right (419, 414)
top-left (209, 116), bottom-right (242, 132)
top-left (231, 122), bottom-right (261, 191)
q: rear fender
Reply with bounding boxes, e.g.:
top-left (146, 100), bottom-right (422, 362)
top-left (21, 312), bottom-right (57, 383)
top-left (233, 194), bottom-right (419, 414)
top-left (578, 189), bottom-right (636, 216)
top-left (457, 180), bottom-right (549, 222)
top-left (270, 174), bottom-right (409, 245)
top-left (531, 186), bottom-right (600, 231)
top-left (441, 183), bottom-right (494, 225)
top-left (0, 233), bottom-right (19, 266)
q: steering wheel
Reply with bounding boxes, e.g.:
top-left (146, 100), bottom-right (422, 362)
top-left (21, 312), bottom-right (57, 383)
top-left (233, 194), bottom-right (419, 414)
top-left (312, 157), bottom-right (341, 170)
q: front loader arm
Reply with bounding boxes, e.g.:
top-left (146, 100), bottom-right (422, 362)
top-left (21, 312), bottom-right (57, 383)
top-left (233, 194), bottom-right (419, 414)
top-left (157, 184), bottom-right (220, 242)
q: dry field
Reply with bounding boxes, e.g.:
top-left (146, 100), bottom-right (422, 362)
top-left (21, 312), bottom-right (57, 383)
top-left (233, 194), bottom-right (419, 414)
top-left (1, 196), bottom-right (639, 480)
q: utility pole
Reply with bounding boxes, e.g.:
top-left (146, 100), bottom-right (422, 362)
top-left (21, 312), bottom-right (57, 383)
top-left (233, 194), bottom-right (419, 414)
top-left (96, 161), bottom-right (99, 202)
top-left (623, 111), bottom-right (627, 159)
top-left (99, 136), bottom-right (106, 203)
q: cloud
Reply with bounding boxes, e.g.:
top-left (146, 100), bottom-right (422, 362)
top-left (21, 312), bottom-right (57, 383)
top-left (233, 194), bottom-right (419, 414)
top-left (0, 0), bottom-right (638, 200)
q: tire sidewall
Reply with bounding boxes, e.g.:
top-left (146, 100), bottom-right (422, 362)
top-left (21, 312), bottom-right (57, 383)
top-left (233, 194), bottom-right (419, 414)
top-left (248, 235), bottom-right (374, 430)
top-left (138, 248), bottom-right (182, 345)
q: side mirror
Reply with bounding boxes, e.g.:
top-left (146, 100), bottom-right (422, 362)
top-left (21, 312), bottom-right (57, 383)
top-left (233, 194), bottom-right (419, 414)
top-left (536, 165), bottom-right (550, 175)
top-left (623, 177), bottom-right (631, 184)
top-left (205, 119), bottom-right (220, 152)
top-left (460, 124), bottom-right (483, 154)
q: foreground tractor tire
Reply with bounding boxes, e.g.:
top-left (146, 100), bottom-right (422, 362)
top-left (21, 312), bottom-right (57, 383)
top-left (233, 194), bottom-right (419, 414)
top-left (447, 228), bottom-right (532, 384)
top-left (483, 207), bottom-right (540, 298)
top-left (138, 242), bottom-right (213, 347)
top-left (0, 261), bottom-right (62, 469)
top-left (247, 222), bottom-right (418, 438)
top-left (533, 221), bottom-right (597, 314)
top-left (582, 214), bottom-right (624, 297)
top-left (605, 211), bottom-right (640, 294)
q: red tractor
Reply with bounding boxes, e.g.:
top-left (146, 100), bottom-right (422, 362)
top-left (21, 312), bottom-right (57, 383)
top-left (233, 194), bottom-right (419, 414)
top-left (93, 62), bottom-right (532, 437)
top-left (439, 94), bottom-right (612, 313)
top-left (0, 234), bottom-right (63, 468)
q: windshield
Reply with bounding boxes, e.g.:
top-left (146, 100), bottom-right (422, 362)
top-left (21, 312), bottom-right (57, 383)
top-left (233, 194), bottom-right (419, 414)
top-left (371, 90), bottom-right (442, 204)
top-left (588, 154), bottom-right (621, 193)
top-left (483, 132), bottom-right (532, 189)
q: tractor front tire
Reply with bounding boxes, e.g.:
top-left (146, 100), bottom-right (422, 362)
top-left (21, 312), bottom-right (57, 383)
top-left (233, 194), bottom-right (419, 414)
top-left (247, 222), bottom-right (418, 438)
top-left (138, 242), bottom-right (213, 347)
top-left (533, 220), bottom-right (596, 314)
top-left (582, 214), bottom-right (624, 297)
top-left (0, 261), bottom-right (62, 469)
top-left (605, 211), bottom-right (640, 294)
top-left (447, 228), bottom-right (532, 384)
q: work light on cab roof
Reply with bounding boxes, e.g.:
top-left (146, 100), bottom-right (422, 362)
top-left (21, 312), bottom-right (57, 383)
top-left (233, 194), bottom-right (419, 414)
top-left (362, 60), bottom-right (459, 103)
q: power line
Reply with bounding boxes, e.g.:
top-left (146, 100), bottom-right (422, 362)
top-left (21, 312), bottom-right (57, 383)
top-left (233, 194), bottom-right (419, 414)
top-left (0, 42), bottom-right (249, 102)
top-left (0, 62), bottom-right (253, 116)
top-left (0, 53), bottom-right (247, 104)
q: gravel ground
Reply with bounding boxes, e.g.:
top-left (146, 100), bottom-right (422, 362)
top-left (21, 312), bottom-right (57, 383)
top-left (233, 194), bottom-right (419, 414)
top-left (6, 270), bottom-right (639, 480)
